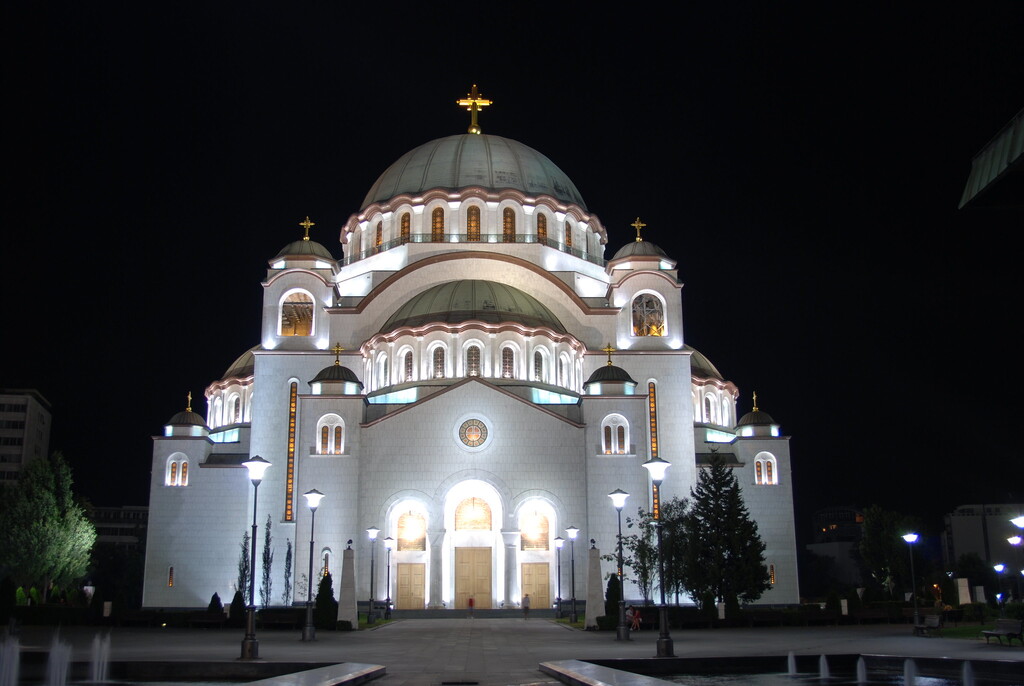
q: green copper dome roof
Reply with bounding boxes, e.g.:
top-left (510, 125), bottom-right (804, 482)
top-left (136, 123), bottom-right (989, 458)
top-left (612, 240), bottom-right (669, 260)
top-left (273, 238), bottom-right (334, 261)
top-left (362, 134), bottom-right (587, 210)
top-left (381, 280), bottom-right (566, 333)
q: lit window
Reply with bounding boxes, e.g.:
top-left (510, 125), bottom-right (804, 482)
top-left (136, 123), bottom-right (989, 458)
top-left (403, 351), bottom-right (413, 382)
top-left (533, 351), bottom-right (544, 382)
top-left (169, 461), bottom-right (178, 485)
top-left (431, 208), bottom-right (444, 242)
top-left (564, 222), bottom-right (572, 248)
top-left (467, 206), bottom-right (481, 241)
top-left (433, 347), bottom-right (446, 378)
top-left (466, 345), bottom-right (481, 376)
top-left (537, 214), bottom-right (547, 242)
top-left (769, 564), bottom-right (776, 585)
top-left (322, 550), bottom-right (331, 577)
top-left (168, 566), bottom-right (174, 587)
top-left (520, 511), bottom-right (549, 550)
top-left (333, 426), bottom-right (342, 453)
top-left (375, 221), bottom-right (383, 248)
top-left (316, 414), bottom-right (345, 455)
top-left (503, 208), bottom-right (515, 242)
top-left (281, 292), bottom-right (314, 336)
top-left (632, 294), bottom-right (666, 337)
top-left (648, 382), bottom-right (659, 458)
top-left (180, 461), bottom-right (188, 486)
top-left (704, 396), bottom-right (713, 423)
top-left (501, 347), bottom-right (514, 378)
top-left (455, 498), bottom-right (491, 530)
top-left (754, 452), bottom-right (778, 485)
top-left (601, 415), bottom-right (629, 454)
top-left (321, 426), bottom-right (329, 454)
top-left (166, 456), bottom-right (189, 486)
top-left (401, 213), bottom-right (410, 244)
top-left (398, 511), bottom-right (426, 551)
top-left (755, 461), bottom-right (763, 485)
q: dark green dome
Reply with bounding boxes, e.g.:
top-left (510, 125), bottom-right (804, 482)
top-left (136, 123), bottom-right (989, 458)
top-left (273, 238), bottom-right (334, 261)
top-left (737, 410), bottom-right (776, 427)
top-left (585, 364), bottom-right (637, 385)
top-left (381, 280), bottom-right (566, 333)
top-left (167, 410), bottom-right (207, 428)
top-left (611, 240), bottom-right (668, 260)
top-left (310, 363), bottom-right (362, 386)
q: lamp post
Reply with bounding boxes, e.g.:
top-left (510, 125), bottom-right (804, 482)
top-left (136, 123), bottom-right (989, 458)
top-left (383, 537), bottom-right (394, 619)
top-left (608, 489), bottom-right (629, 641)
top-left (240, 455), bottom-right (270, 660)
top-left (566, 526), bottom-right (579, 623)
top-left (554, 536), bottom-right (564, 619)
top-left (366, 527), bottom-right (379, 624)
top-left (642, 456), bottom-right (673, 657)
top-left (301, 489), bottom-right (324, 641)
top-left (902, 533), bottom-right (919, 628)
top-left (994, 564), bottom-right (1007, 617)
top-left (1009, 536), bottom-right (1023, 602)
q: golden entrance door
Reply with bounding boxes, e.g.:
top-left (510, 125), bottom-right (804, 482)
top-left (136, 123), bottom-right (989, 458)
top-left (396, 563), bottom-right (425, 610)
top-left (455, 547), bottom-right (491, 609)
top-left (521, 562), bottom-right (550, 611)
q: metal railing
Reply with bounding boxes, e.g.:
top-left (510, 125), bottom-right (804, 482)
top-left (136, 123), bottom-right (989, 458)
top-left (341, 233), bottom-right (606, 268)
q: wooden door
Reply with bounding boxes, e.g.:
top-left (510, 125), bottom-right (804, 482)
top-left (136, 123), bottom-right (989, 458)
top-left (521, 562), bottom-right (550, 611)
top-left (455, 547), bottom-right (491, 609)
top-left (396, 563), bottom-right (425, 610)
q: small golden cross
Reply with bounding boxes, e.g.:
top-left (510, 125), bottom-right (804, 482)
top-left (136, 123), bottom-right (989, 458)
top-left (602, 342), bottom-right (616, 366)
top-left (457, 84), bottom-right (492, 135)
top-left (752, 391), bottom-right (758, 412)
top-left (299, 216), bottom-right (315, 240)
top-left (186, 391), bottom-right (192, 413)
top-left (631, 217), bottom-right (646, 242)
top-left (332, 342), bottom-right (345, 365)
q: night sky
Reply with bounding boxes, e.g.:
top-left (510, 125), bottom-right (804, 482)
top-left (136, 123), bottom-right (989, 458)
top-left (4, 3), bottom-right (1023, 552)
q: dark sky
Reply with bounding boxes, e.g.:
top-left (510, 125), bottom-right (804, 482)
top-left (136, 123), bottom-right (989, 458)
top-left (4, 3), bottom-right (1023, 547)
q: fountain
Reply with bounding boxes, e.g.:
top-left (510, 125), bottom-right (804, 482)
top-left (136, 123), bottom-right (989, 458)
top-left (90, 633), bottom-right (111, 683)
top-left (961, 660), bottom-right (974, 686)
top-left (787, 652), bottom-right (796, 675)
top-left (903, 658), bottom-right (917, 685)
top-left (0, 637), bottom-right (19, 686)
top-left (818, 655), bottom-right (829, 680)
top-left (45, 635), bottom-right (72, 686)
top-left (855, 656), bottom-right (867, 684)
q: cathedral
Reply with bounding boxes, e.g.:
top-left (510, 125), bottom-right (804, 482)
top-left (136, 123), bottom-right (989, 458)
top-left (142, 89), bottom-right (799, 612)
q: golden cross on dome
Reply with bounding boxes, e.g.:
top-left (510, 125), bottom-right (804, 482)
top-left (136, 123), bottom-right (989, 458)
top-left (332, 342), bottom-right (345, 365)
top-left (457, 84), bottom-right (492, 135)
top-left (186, 392), bottom-right (192, 413)
top-left (752, 391), bottom-right (758, 412)
top-left (631, 217), bottom-right (646, 242)
top-left (299, 216), bottom-right (315, 240)
top-left (602, 343), bottom-right (616, 366)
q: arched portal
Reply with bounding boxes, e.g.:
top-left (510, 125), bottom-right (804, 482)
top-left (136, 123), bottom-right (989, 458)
top-left (443, 480), bottom-right (504, 609)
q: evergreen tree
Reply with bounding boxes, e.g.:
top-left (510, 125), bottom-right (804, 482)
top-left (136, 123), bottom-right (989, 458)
top-left (282, 539), bottom-right (293, 606)
top-left (0, 452), bottom-right (96, 601)
top-left (314, 572), bottom-right (338, 629)
top-left (858, 504), bottom-right (909, 597)
top-left (237, 531), bottom-right (250, 598)
top-left (259, 514), bottom-right (274, 608)
top-left (681, 454), bottom-right (770, 616)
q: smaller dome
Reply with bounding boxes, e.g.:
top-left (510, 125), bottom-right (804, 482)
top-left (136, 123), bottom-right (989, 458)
top-left (310, 364), bottom-right (362, 386)
top-left (273, 238), bottom-right (334, 261)
top-left (612, 240), bottom-right (668, 260)
top-left (737, 409), bottom-right (776, 427)
top-left (687, 346), bottom-right (724, 381)
top-left (585, 364), bottom-right (637, 386)
top-left (222, 346), bottom-right (259, 381)
top-left (167, 409), bottom-right (208, 428)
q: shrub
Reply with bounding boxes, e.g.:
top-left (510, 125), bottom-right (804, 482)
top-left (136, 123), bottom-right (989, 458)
top-left (604, 576), bottom-right (621, 619)
top-left (314, 573), bottom-right (338, 630)
top-left (207, 592), bottom-right (223, 614)
top-left (227, 590), bottom-right (246, 628)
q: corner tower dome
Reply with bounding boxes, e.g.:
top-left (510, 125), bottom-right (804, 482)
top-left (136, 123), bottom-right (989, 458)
top-left (361, 134), bottom-right (587, 210)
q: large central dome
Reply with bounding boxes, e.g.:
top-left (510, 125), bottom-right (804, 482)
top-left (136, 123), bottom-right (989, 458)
top-left (362, 134), bottom-right (587, 210)
top-left (381, 280), bottom-right (567, 334)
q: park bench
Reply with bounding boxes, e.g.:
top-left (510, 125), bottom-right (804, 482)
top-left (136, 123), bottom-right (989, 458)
top-left (913, 614), bottom-right (942, 636)
top-left (981, 619), bottom-right (1023, 646)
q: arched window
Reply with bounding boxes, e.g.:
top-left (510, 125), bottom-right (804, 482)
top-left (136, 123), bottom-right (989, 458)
top-left (455, 497), bottom-right (491, 530)
top-left (769, 564), bottom-right (776, 585)
top-left (533, 351), bottom-right (544, 382)
top-left (322, 550), bottom-right (331, 578)
top-left (432, 347), bottom-right (446, 378)
top-left (631, 293), bottom-right (666, 337)
top-left (537, 214), bottom-right (547, 242)
top-left (375, 221), bottom-right (383, 248)
top-left (754, 452), bottom-right (778, 485)
top-left (166, 456), bottom-right (189, 486)
top-left (721, 398), bottom-right (730, 427)
top-left (431, 207), bottom-right (445, 242)
top-left (168, 461), bottom-right (178, 485)
top-left (168, 566), bottom-right (174, 587)
top-left (397, 511), bottom-right (426, 551)
top-left (401, 212), bottom-right (411, 244)
top-left (704, 395), bottom-right (714, 424)
top-left (601, 415), bottom-right (629, 454)
top-left (467, 206), bottom-right (481, 241)
top-left (520, 511), bottom-right (549, 550)
top-left (180, 461), bottom-right (188, 486)
top-left (376, 354), bottom-right (389, 389)
top-left (403, 351), bottom-right (413, 382)
top-left (503, 208), bottom-right (515, 242)
top-left (466, 345), bottom-right (481, 376)
top-left (281, 291), bottom-right (314, 336)
top-left (564, 222), bottom-right (572, 248)
top-left (501, 347), bottom-right (514, 378)
top-left (317, 414), bottom-right (345, 455)
top-left (558, 355), bottom-right (570, 387)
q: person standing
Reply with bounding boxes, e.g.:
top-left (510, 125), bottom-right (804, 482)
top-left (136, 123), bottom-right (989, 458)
top-left (467, 595), bottom-right (474, 618)
top-left (522, 593), bottom-right (531, 619)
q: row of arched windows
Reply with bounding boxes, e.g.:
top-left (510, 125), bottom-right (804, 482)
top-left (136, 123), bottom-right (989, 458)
top-left (385, 500), bottom-right (554, 551)
top-left (697, 392), bottom-right (733, 427)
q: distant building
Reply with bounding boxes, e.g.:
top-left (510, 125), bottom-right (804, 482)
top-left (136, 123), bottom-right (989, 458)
top-left (943, 503), bottom-right (1024, 569)
top-left (959, 107), bottom-right (1023, 210)
top-left (805, 506), bottom-right (865, 587)
top-left (0, 388), bottom-right (51, 483)
top-left (92, 505), bottom-right (149, 551)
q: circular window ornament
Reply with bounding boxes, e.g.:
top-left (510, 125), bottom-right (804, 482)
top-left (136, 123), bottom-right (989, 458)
top-left (454, 416), bottom-right (492, 452)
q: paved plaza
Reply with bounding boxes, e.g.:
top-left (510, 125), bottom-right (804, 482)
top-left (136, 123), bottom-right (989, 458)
top-left (12, 618), bottom-right (1024, 685)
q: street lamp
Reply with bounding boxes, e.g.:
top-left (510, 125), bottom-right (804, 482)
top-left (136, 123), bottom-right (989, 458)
top-left (1011, 516), bottom-right (1024, 529)
top-left (902, 533), bottom-right (919, 629)
top-left (366, 527), bottom-right (379, 624)
top-left (642, 456), bottom-right (673, 657)
top-left (554, 536), bottom-right (564, 619)
top-left (566, 526), bottom-right (579, 623)
top-left (994, 564), bottom-right (1007, 616)
top-left (383, 536), bottom-right (394, 619)
top-left (301, 489), bottom-right (324, 641)
top-left (608, 489), bottom-right (630, 641)
top-left (240, 455), bottom-right (270, 660)
top-left (1009, 536), bottom-right (1023, 602)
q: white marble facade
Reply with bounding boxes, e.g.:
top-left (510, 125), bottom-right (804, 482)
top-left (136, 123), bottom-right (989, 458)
top-left (142, 126), bottom-right (799, 610)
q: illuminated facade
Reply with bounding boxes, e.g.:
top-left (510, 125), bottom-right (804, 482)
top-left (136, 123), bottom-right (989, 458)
top-left (143, 99), bottom-right (799, 610)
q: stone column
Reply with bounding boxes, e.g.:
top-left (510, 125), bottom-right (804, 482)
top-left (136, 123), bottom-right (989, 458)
top-left (501, 530), bottom-right (521, 608)
top-left (585, 544), bottom-right (603, 630)
top-left (338, 546), bottom-right (358, 627)
top-left (428, 529), bottom-right (445, 608)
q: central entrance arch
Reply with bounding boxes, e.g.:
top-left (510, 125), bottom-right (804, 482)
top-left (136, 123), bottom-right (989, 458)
top-left (443, 479), bottom-right (504, 609)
